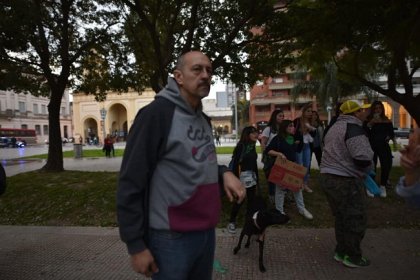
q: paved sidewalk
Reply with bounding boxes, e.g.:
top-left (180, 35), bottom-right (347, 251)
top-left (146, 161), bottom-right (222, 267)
top-left (0, 226), bottom-right (419, 280)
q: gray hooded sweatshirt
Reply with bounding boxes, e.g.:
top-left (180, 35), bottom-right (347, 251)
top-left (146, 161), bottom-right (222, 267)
top-left (117, 77), bottom-right (221, 255)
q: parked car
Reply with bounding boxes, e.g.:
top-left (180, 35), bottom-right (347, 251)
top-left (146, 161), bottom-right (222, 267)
top-left (393, 128), bottom-right (413, 138)
top-left (0, 137), bottom-right (26, 148)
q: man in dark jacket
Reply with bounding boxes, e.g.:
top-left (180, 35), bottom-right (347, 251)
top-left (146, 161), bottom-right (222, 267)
top-left (117, 51), bottom-right (245, 279)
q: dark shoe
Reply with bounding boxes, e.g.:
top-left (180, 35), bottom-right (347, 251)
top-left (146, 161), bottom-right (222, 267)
top-left (334, 252), bottom-right (345, 263)
top-left (342, 255), bottom-right (370, 268)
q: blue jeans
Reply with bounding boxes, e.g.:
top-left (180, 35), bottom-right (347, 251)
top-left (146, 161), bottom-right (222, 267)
top-left (149, 228), bottom-right (215, 280)
top-left (296, 143), bottom-right (311, 184)
top-left (275, 185), bottom-right (305, 214)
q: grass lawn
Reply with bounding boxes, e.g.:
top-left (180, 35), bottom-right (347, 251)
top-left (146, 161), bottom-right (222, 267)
top-left (1, 166), bottom-right (419, 229)
top-left (26, 146), bottom-right (249, 159)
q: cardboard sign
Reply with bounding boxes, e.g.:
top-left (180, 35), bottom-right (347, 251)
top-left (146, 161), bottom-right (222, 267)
top-left (268, 157), bottom-right (307, 192)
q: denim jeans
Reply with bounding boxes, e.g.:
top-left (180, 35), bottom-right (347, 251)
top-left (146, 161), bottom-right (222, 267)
top-left (275, 185), bottom-right (305, 214)
top-left (296, 143), bottom-right (311, 184)
top-left (149, 228), bottom-right (215, 280)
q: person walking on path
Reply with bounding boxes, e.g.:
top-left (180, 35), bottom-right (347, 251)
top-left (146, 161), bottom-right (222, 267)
top-left (293, 103), bottom-right (314, 193)
top-left (260, 109), bottom-right (284, 203)
top-left (265, 120), bottom-right (313, 219)
top-left (320, 100), bottom-right (373, 268)
top-left (364, 100), bottom-right (397, 198)
top-left (117, 51), bottom-right (245, 280)
top-left (227, 126), bottom-right (260, 234)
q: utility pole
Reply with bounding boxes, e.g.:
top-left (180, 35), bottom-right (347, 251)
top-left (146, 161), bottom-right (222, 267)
top-left (233, 84), bottom-right (238, 142)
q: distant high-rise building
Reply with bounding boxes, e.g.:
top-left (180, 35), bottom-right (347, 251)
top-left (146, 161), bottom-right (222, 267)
top-left (216, 91), bottom-right (228, 107)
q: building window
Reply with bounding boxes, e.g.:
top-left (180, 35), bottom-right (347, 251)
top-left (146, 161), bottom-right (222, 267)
top-left (61, 107), bottom-right (66, 115)
top-left (63, 125), bottom-right (68, 138)
top-left (43, 125), bottom-right (49, 135)
top-left (35, 125), bottom-right (41, 135)
top-left (41, 105), bottom-right (47, 114)
top-left (21, 124), bottom-right (28, 129)
top-left (273, 78), bottom-right (284, 83)
top-left (19, 101), bottom-right (26, 112)
top-left (33, 104), bottom-right (39, 114)
top-left (272, 90), bottom-right (287, 97)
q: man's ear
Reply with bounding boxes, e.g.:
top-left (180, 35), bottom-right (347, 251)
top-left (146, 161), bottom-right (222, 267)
top-left (173, 70), bottom-right (183, 85)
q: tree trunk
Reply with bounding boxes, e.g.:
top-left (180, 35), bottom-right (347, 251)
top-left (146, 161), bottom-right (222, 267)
top-left (41, 88), bottom-right (64, 172)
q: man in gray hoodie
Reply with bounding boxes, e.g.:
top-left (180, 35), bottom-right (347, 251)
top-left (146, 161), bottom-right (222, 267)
top-left (117, 51), bottom-right (245, 279)
top-left (320, 100), bottom-right (373, 268)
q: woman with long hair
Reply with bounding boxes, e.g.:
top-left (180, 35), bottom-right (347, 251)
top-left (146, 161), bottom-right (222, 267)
top-left (227, 126), bottom-right (260, 234)
top-left (293, 103), bottom-right (314, 193)
top-left (365, 100), bottom-right (397, 198)
top-left (265, 120), bottom-right (313, 219)
top-left (260, 109), bottom-right (284, 203)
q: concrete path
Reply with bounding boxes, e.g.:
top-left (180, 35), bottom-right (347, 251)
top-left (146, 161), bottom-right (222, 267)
top-left (0, 226), bottom-right (418, 280)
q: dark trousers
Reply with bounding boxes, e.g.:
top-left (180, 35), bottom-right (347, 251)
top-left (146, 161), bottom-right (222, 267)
top-left (373, 144), bottom-right (392, 186)
top-left (229, 186), bottom-right (256, 223)
top-left (320, 174), bottom-right (367, 260)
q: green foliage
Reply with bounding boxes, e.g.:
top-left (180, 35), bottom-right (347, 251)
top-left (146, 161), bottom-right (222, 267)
top-left (256, 0), bottom-right (420, 123)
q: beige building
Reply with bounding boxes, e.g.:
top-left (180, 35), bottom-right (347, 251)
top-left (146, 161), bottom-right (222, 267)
top-left (0, 89), bottom-right (72, 144)
top-left (72, 90), bottom-right (234, 145)
top-left (71, 89), bottom-right (156, 144)
top-left (201, 99), bottom-right (232, 135)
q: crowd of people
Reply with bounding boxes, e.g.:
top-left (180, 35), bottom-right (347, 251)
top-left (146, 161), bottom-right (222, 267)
top-left (115, 50), bottom-right (419, 278)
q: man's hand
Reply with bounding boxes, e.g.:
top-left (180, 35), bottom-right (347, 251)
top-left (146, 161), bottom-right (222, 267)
top-left (130, 249), bottom-right (159, 278)
top-left (223, 171), bottom-right (246, 203)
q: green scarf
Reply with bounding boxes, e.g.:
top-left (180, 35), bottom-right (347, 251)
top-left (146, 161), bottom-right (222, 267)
top-left (285, 135), bottom-right (294, 145)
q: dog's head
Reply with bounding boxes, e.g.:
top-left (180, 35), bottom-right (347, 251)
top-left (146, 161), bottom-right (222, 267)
top-left (255, 208), bottom-right (290, 230)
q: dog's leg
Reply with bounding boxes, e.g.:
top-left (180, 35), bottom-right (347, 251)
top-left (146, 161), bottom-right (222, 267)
top-left (258, 232), bottom-right (266, 272)
top-left (257, 239), bottom-right (266, 272)
top-left (233, 230), bottom-right (246, 254)
top-left (245, 234), bottom-right (251, 248)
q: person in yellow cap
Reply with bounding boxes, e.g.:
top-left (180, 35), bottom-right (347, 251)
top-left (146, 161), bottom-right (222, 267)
top-left (320, 99), bottom-right (374, 268)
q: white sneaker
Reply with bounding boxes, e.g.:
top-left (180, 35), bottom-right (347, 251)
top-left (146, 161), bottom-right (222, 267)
top-left (380, 186), bottom-right (387, 198)
top-left (299, 208), bottom-right (313, 220)
top-left (366, 189), bottom-right (374, 198)
top-left (227, 222), bottom-right (236, 234)
top-left (302, 184), bottom-right (313, 193)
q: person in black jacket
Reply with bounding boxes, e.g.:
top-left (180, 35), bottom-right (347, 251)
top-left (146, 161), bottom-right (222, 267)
top-left (365, 100), bottom-right (397, 198)
top-left (117, 51), bottom-right (245, 279)
top-left (227, 126), bottom-right (260, 233)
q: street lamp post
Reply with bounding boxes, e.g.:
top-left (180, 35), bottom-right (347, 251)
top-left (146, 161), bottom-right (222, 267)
top-left (233, 85), bottom-right (238, 142)
top-left (100, 108), bottom-right (107, 144)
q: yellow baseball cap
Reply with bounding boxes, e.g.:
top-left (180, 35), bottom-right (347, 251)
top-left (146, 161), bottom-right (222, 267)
top-left (340, 100), bottom-right (371, 114)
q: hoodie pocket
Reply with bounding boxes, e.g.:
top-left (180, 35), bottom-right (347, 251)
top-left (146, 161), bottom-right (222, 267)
top-left (168, 183), bottom-right (221, 232)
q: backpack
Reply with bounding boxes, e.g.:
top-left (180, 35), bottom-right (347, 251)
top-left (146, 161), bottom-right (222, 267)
top-left (228, 143), bottom-right (245, 177)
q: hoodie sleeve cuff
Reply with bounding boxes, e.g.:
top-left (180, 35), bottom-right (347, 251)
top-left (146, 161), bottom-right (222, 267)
top-left (126, 239), bottom-right (147, 255)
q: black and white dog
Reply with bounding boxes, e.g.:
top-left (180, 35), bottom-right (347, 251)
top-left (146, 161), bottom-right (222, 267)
top-left (233, 196), bottom-right (290, 272)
